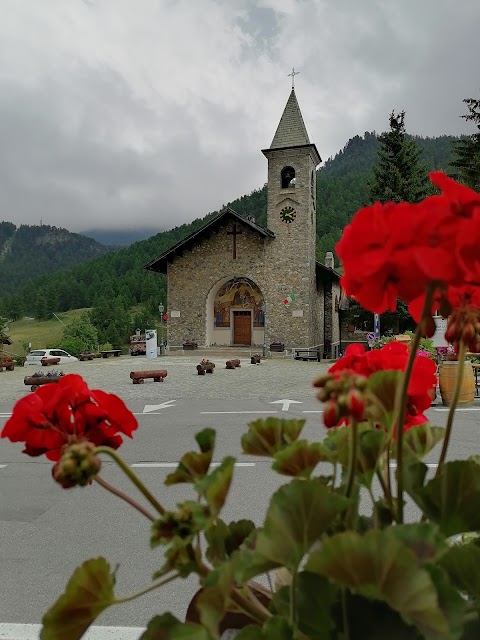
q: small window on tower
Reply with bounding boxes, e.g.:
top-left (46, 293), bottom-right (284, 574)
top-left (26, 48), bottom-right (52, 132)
top-left (281, 166), bottom-right (296, 189)
top-left (311, 170), bottom-right (315, 199)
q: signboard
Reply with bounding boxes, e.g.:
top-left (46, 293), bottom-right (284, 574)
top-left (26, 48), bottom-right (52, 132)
top-left (367, 332), bottom-right (376, 342)
top-left (170, 310), bottom-right (180, 318)
top-left (292, 310), bottom-right (304, 317)
top-left (146, 329), bottom-right (158, 359)
top-left (432, 316), bottom-right (448, 347)
top-left (374, 313), bottom-right (380, 338)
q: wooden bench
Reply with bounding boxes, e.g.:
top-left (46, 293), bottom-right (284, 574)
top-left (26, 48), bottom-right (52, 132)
top-left (183, 342), bottom-right (198, 350)
top-left (79, 353), bottom-right (95, 361)
top-left (24, 375), bottom-right (62, 391)
top-left (41, 357), bottom-right (61, 366)
top-left (294, 347), bottom-right (321, 362)
top-left (100, 350), bottom-right (122, 358)
top-left (226, 359), bottom-right (241, 369)
top-left (0, 360), bottom-right (16, 371)
top-left (130, 370), bottom-right (168, 384)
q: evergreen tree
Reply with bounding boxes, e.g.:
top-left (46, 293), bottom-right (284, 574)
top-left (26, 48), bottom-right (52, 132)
top-left (451, 97), bottom-right (480, 190)
top-left (370, 110), bottom-right (429, 204)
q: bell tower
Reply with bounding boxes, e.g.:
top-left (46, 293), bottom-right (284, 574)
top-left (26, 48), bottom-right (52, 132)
top-left (262, 86), bottom-right (321, 347)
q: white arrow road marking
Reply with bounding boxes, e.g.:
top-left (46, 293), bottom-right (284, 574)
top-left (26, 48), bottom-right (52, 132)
top-left (201, 411), bottom-right (277, 415)
top-left (270, 399), bottom-right (302, 412)
top-left (142, 400), bottom-right (176, 413)
top-left (0, 464), bottom-right (7, 469)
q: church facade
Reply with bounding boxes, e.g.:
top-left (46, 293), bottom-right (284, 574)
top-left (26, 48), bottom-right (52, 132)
top-left (145, 89), bottom-right (341, 356)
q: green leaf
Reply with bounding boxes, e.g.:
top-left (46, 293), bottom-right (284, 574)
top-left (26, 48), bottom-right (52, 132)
top-left (305, 530), bottom-right (449, 637)
top-left (271, 439), bottom-right (328, 477)
top-left (139, 612), bottom-right (212, 639)
top-left (205, 519), bottom-right (256, 565)
top-left (389, 523), bottom-right (448, 565)
top-left (151, 502), bottom-right (210, 548)
top-left (441, 541), bottom-right (480, 601)
top-left (346, 594), bottom-right (422, 640)
top-left (241, 417), bottom-right (305, 456)
top-left (195, 457), bottom-right (235, 516)
top-left (367, 370), bottom-right (402, 426)
top-left (165, 428), bottom-right (216, 485)
top-left (235, 617), bottom-right (293, 640)
top-left (426, 565), bottom-right (466, 640)
top-left (41, 557), bottom-right (115, 640)
top-left (413, 460), bottom-right (480, 536)
top-left (195, 564), bottom-right (234, 638)
top-left (270, 571), bottom-right (336, 640)
top-left (394, 424), bottom-right (445, 460)
top-left (237, 478), bottom-right (348, 578)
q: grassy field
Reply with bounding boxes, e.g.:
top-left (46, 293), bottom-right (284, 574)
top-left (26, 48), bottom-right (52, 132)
top-left (3, 309), bottom-right (91, 356)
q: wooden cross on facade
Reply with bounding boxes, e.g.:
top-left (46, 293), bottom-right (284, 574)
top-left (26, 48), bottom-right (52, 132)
top-left (227, 222), bottom-right (242, 260)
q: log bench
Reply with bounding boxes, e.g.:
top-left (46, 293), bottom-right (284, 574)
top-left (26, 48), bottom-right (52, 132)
top-left (100, 350), bottom-right (122, 358)
top-left (24, 376), bottom-right (62, 391)
top-left (41, 357), bottom-right (61, 366)
top-left (130, 370), bottom-right (168, 384)
top-left (225, 359), bottom-right (241, 369)
top-left (0, 360), bottom-right (16, 371)
top-left (79, 353), bottom-right (95, 361)
top-left (293, 347), bottom-right (321, 362)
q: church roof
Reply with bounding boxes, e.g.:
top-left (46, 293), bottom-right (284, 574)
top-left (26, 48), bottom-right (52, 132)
top-left (144, 207), bottom-right (275, 274)
top-left (316, 261), bottom-right (341, 283)
top-left (270, 89), bottom-right (311, 149)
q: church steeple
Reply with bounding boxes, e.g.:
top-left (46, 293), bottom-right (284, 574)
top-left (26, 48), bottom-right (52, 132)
top-left (270, 89), bottom-right (311, 149)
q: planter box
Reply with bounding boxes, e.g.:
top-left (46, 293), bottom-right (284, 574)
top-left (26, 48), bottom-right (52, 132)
top-left (270, 343), bottom-right (284, 352)
top-left (183, 342), bottom-right (198, 350)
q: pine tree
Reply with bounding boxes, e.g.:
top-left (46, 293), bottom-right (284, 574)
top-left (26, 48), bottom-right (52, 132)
top-left (370, 110), bottom-right (429, 204)
top-left (451, 97), bottom-right (480, 190)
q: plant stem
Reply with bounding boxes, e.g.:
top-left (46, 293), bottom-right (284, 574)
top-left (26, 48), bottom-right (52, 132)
top-left (396, 285), bottom-right (435, 524)
top-left (94, 476), bottom-right (155, 522)
top-left (376, 467), bottom-right (394, 518)
top-left (114, 572), bottom-right (178, 604)
top-left (436, 340), bottom-right (466, 475)
top-left (345, 418), bottom-right (358, 499)
top-left (95, 446), bottom-right (165, 515)
top-left (230, 588), bottom-right (271, 625)
top-left (290, 570), bottom-right (297, 627)
top-left (341, 587), bottom-right (350, 639)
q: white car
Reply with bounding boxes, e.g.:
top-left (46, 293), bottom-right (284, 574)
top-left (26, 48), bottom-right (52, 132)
top-left (24, 349), bottom-right (79, 366)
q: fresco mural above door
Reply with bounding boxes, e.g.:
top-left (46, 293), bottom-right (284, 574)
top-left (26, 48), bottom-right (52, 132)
top-left (214, 277), bottom-right (264, 328)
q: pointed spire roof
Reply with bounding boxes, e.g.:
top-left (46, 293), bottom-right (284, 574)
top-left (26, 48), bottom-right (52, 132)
top-left (270, 89), bottom-right (311, 149)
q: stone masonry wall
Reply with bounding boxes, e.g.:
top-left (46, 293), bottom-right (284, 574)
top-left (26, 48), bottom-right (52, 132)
top-left (167, 221), bottom-right (267, 346)
top-left (263, 146), bottom-right (318, 347)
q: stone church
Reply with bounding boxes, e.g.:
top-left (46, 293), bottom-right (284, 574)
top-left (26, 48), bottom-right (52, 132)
top-left (145, 88), bottom-right (341, 356)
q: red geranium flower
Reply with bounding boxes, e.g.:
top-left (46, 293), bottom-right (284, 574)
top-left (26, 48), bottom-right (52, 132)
top-left (1, 374), bottom-right (138, 461)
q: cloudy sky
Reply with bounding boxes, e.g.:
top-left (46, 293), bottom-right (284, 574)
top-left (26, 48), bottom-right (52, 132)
top-left (1, 0), bottom-right (479, 235)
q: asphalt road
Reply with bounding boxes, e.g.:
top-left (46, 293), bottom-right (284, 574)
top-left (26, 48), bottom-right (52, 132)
top-left (1, 355), bottom-right (480, 636)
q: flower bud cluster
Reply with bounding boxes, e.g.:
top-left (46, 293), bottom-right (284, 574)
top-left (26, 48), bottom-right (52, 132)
top-left (314, 372), bottom-right (368, 428)
top-left (445, 306), bottom-right (480, 353)
top-left (52, 441), bottom-right (101, 489)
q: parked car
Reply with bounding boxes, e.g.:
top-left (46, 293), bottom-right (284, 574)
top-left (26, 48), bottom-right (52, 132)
top-left (24, 349), bottom-right (79, 366)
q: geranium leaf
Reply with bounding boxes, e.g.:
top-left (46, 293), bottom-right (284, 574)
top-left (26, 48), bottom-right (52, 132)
top-left (205, 519), bottom-right (256, 565)
top-left (305, 530), bottom-right (449, 638)
top-left (414, 459), bottom-right (480, 536)
top-left (195, 564), bottom-right (235, 638)
top-left (425, 565), bottom-right (466, 640)
top-left (389, 523), bottom-right (448, 565)
top-left (392, 424), bottom-right (445, 460)
top-left (165, 428), bottom-right (216, 485)
top-left (195, 457), bottom-right (235, 516)
top-left (241, 417), bottom-right (305, 456)
top-left (270, 572), bottom-right (336, 640)
top-left (236, 478), bottom-right (348, 578)
top-left (139, 612), bottom-right (212, 639)
top-left (235, 617), bottom-right (293, 639)
top-left (440, 541), bottom-right (480, 601)
top-left (271, 440), bottom-right (328, 477)
top-left (367, 370), bottom-right (402, 424)
top-left (40, 557), bottom-right (115, 640)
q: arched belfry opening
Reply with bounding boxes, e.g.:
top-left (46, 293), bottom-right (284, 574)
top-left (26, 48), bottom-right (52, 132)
top-left (281, 166), bottom-right (296, 188)
top-left (205, 276), bottom-right (265, 346)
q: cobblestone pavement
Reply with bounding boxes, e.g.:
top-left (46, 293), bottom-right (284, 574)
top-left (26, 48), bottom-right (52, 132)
top-left (1, 354), bottom-right (332, 406)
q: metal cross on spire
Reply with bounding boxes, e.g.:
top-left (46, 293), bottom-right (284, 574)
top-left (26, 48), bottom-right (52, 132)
top-left (287, 67), bottom-right (300, 89)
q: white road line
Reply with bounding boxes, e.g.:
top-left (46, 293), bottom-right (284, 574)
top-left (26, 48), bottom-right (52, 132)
top-left (131, 462), bottom-right (255, 468)
top-left (302, 410), bottom-right (324, 413)
top-left (389, 462), bottom-right (438, 468)
top-left (200, 411), bottom-right (278, 414)
top-left (0, 623), bottom-right (145, 639)
top-left (433, 407), bottom-right (480, 412)
top-left (0, 464), bottom-right (7, 468)
top-left (0, 413), bottom-right (12, 417)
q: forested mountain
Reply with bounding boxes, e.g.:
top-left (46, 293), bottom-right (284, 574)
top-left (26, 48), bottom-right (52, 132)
top-left (0, 132), bottom-right (462, 341)
top-left (0, 222), bottom-right (111, 295)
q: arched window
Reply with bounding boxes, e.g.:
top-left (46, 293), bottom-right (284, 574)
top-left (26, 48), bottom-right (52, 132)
top-left (310, 170), bottom-right (315, 199)
top-left (281, 166), bottom-right (295, 189)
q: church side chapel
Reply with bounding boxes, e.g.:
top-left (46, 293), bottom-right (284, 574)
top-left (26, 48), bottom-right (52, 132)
top-left (145, 75), bottom-right (341, 356)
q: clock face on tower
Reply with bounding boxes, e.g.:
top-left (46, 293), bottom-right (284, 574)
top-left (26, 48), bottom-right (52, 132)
top-left (279, 206), bottom-right (297, 224)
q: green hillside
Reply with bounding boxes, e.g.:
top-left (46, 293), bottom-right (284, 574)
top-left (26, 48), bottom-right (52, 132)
top-left (0, 132), bottom-right (461, 337)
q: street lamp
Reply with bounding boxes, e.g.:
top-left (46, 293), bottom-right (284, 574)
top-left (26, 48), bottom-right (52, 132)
top-left (262, 301), bottom-right (267, 357)
top-left (158, 304), bottom-right (164, 356)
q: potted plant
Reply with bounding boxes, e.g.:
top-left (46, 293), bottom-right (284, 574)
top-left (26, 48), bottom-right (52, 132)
top-left (183, 339), bottom-right (198, 350)
top-left (4, 172), bottom-right (480, 639)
